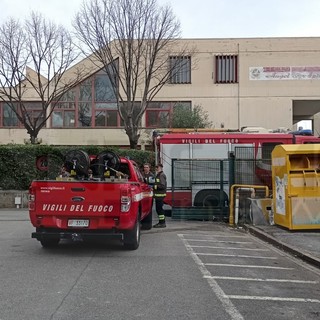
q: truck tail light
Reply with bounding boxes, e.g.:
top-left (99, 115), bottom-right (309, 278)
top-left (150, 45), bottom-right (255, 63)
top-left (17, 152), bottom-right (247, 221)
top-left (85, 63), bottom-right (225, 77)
top-left (28, 186), bottom-right (35, 211)
top-left (121, 188), bottom-right (131, 213)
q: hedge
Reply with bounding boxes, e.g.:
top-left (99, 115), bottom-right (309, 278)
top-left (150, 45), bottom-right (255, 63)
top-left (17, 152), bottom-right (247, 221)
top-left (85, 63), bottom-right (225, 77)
top-left (0, 145), bottom-right (155, 190)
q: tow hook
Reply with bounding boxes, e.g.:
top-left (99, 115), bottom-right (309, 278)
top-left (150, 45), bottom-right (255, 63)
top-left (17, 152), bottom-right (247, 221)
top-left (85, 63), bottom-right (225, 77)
top-left (71, 233), bottom-right (83, 242)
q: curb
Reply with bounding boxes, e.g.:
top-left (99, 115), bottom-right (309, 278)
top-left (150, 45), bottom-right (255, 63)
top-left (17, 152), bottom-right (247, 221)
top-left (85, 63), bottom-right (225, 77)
top-left (243, 224), bottom-right (320, 269)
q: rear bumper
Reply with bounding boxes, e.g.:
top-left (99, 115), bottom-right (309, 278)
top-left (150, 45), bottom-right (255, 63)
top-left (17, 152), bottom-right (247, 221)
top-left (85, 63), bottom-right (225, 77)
top-left (32, 229), bottom-right (124, 241)
top-left (29, 213), bottom-right (137, 230)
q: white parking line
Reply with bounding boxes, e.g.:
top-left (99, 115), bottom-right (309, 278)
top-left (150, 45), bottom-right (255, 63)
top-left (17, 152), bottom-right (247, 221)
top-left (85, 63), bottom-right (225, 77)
top-left (190, 245), bottom-right (269, 251)
top-left (226, 295), bottom-right (320, 303)
top-left (204, 263), bottom-right (294, 270)
top-left (181, 234), bottom-right (248, 238)
top-left (195, 253), bottom-right (277, 259)
top-left (185, 239), bottom-right (252, 244)
top-left (178, 234), bottom-right (245, 320)
top-left (205, 276), bottom-right (318, 284)
top-left (180, 232), bottom-right (320, 311)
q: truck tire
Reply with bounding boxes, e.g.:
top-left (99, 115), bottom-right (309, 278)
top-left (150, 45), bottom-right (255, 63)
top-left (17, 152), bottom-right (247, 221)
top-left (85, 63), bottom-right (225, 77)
top-left (194, 189), bottom-right (228, 208)
top-left (123, 215), bottom-right (140, 250)
top-left (40, 236), bottom-right (60, 248)
top-left (141, 211), bottom-right (153, 230)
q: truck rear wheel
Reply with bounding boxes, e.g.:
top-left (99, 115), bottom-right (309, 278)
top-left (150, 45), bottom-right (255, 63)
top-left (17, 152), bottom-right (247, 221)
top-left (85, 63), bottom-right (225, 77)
top-left (194, 189), bottom-right (228, 208)
top-left (40, 236), bottom-right (60, 248)
top-left (123, 215), bottom-right (140, 250)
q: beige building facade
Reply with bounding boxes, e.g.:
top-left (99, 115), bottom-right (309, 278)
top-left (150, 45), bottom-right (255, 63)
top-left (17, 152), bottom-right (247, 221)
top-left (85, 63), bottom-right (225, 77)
top-left (1, 37), bottom-right (320, 147)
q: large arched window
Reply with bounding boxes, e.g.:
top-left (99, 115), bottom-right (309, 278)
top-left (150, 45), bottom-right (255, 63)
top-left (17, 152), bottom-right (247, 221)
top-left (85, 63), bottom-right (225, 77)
top-left (51, 64), bottom-right (119, 128)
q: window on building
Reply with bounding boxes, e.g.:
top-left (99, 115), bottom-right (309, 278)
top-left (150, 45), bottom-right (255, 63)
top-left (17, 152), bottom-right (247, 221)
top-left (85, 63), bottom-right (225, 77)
top-left (48, 59), bottom-right (119, 128)
top-left (146, 101), bottom-right (192, 128)
top-left (94, 69), bottom-right (119, 127)
top-left (3, 102), bottom-right (19, 127)
top-left (24, 102), bottom-right (45, 127)
top-left (52, 110), bottom-right (75, 128)
top-left (119, 102), bottom-right (142, 128)
top-left (169, 56), bottom-right (191, 84)
top-left (95, 104), bottom-right (119, 127)
top-left (148, 110), bottom-right (170, 127)
top-left (1, 101), bottom-right (46, 128)
top-left (78, 78), bottom-right (92, 127)
top-left (146, 102), bottom-right (171, 128)
top-left (215, 55), bottom-right (238, 83)
top-left (51, 62), bottom-right (121, 128)
top-left (51, 69), bottom-right (120, 128)
top-left (78, 102), bottom-right (92, 127)
top-left (95, 73), bottom-right (116, 102)
top-left (79, 78), bottom-right (92, 101)
top-left (52, 90), bottom-right (76, 128)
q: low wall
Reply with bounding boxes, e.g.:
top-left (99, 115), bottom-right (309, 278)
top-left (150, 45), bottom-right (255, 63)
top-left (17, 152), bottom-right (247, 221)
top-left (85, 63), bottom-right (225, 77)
top-left (0, 191), bottom-right (29, 209)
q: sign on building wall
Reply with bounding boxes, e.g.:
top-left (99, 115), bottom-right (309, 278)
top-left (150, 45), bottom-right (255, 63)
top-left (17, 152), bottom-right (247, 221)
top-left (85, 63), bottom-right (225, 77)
top-left (249, 66), bottom-right (320, 80)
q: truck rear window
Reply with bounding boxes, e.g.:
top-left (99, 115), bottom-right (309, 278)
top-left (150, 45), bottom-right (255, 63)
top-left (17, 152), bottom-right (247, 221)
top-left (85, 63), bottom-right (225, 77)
top-left (118, 163), bottom-right (130, 178)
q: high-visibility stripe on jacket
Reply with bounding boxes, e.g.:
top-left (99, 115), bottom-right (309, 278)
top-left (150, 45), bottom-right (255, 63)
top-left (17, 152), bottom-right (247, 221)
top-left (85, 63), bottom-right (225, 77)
top-left (154, 193), bottom-right (166, 197)
top-left (153, 171), bottom-right (167, 198)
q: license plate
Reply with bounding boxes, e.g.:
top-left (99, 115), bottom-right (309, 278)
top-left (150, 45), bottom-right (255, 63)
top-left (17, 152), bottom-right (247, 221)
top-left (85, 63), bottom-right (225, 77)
top-left (68, 219), bottom-right (89, 227)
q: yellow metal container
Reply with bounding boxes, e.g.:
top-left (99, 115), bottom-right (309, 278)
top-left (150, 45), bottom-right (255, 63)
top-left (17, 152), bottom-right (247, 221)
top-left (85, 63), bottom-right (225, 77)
top-left (272, 144), bottom-right (320, 230)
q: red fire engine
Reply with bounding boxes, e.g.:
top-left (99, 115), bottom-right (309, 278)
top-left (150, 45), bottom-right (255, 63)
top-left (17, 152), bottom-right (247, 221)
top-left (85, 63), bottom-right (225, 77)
top-left (155, 129), bottom-right (320, 210)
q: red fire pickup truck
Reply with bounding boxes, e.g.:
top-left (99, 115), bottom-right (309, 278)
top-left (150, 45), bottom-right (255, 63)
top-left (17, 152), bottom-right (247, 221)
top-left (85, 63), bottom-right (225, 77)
top-left (29, 150), bottom-right (153, 250)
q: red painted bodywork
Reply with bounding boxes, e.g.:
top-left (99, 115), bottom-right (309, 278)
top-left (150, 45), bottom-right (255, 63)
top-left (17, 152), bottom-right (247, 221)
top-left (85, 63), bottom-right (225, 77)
top-left (29, 158), bottom-right (153, 233)
top-left (156, 131), bottom-right (320, 207)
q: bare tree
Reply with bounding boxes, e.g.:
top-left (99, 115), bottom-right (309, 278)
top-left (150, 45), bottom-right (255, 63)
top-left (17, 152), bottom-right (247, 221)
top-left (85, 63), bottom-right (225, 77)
top-left (0, 13), bottom-right (85, 144)
top-left (74, 0), bottom-right (193, 149)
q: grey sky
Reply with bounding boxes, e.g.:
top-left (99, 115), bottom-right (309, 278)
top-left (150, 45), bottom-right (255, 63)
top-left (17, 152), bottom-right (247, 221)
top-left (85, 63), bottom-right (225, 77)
top-left (2, 0), bottom-right (320, 38)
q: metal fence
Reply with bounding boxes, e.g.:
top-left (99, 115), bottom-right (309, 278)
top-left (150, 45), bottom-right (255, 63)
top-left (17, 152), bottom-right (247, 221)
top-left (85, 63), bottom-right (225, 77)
top-left (171, 159), bottom-right (230, 220)
top-left (234, 146), bottom-right (272, 188)
top-left (170, 146), bottom-right (272, 220)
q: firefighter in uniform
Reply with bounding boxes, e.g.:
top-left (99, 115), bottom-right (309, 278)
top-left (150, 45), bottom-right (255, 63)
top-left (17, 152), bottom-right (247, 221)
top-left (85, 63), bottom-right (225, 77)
top-left (142, 163), bottom-right (155, 187)
top-left (153, 163), bottom-right (167, 228)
